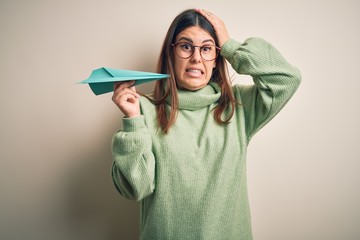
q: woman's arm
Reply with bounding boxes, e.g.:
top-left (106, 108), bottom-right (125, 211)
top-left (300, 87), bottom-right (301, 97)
top-left (198, 9), bottom-right (301, 140)
top-left (222, 37), bottom-right (301, 140)
top-left (111, 115), bottom-right (155, 201)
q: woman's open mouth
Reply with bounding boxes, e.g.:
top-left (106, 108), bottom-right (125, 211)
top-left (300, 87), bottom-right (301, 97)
top-left (186, 68), bottom-right (204, 77)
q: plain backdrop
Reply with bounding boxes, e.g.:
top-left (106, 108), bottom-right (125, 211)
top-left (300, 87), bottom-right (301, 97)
top-left (1, 0), bottom-right (359, 239)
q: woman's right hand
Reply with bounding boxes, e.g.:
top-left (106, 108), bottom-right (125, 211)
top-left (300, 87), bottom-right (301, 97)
top-left (112, 81), bottom-right (141, 118)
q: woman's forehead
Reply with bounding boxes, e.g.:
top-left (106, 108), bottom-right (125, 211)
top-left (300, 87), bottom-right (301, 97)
top-left (176, 26), bottom-right (214, 43)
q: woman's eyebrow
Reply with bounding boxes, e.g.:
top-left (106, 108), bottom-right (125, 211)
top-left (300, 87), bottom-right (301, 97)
top-left (178, 37), bottom-right (193, 43)
top-left (202, 39), bottom-right (215, 44)
top-left (177, 37), bottom-right (215, 44)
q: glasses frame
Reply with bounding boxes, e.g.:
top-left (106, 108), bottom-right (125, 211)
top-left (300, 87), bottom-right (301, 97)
top-left (171, 42), bottom-right (221, 61)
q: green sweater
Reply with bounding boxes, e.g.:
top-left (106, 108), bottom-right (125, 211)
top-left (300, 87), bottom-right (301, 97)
top-left (111, 38), bottom-right (301, 240)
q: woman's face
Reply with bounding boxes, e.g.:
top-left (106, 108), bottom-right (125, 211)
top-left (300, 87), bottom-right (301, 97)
top-left (173, 26), bottom-right (217, 91)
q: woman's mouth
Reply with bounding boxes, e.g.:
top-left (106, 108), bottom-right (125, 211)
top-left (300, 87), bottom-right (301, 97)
top-left (186, 68), bottom-right (203, 77)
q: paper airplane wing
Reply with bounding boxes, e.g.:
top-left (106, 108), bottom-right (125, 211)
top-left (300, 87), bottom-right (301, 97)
top-left (80, 67), bottom-right (170, 95)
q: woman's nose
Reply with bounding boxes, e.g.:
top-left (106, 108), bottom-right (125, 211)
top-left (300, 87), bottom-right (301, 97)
top-left (190, 47), bottom-right (202, 62)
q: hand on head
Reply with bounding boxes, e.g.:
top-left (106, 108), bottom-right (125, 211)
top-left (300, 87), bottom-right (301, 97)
top-left (195, 9), bottom-right (230, 47)
top-left (112, 81), bottom-right (141, 118)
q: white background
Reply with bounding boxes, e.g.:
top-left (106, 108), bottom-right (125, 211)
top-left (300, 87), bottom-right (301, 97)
top-left (1, 0), bottom-right (359, 239)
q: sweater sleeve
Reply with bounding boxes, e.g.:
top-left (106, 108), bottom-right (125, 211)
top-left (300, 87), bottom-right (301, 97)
top-left (111, 115), bottom-right (155, 201)
top-left (221, 38), bottom-right (301, 141)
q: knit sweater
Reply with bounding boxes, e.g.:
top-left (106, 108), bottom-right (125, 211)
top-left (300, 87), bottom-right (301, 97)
top-left (111, 38), bottom-right (301, 240)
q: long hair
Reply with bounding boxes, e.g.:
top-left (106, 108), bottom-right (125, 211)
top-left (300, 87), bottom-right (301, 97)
top-left (153, 9), bottom-right (236, 134)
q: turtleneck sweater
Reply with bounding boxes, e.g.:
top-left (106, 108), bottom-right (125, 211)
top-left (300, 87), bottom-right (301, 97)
top-left (111, 38), bottom-right (301, 240)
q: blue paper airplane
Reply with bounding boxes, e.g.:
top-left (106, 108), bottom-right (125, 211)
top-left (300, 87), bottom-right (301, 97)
top-left (80, 67), bottom-right (170, 95)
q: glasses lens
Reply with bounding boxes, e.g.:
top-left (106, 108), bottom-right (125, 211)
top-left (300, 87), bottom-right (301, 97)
top-left (200, 45), bottom-right (217, 61)
top-left (175, 43), bottom-right (193, 58)
top-left (174, 43), bottom-right (218, 61)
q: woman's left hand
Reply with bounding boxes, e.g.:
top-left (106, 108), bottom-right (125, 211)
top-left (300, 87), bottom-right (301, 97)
top-left (196, 9), bottom-right (230, 47)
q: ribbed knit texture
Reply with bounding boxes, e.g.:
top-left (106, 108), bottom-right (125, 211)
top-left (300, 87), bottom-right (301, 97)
top-left (111, 38), bottom-right (301, 240)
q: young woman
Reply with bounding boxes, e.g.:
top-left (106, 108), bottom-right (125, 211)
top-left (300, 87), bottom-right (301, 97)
top-left (111, 8), bottom-right (301, 240)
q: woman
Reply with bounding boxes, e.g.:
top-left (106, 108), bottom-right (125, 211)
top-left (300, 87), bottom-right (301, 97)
top-left (111, 8), bottom-right (301, 240)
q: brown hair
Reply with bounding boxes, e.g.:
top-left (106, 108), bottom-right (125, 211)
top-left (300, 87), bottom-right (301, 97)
top-left (153, 9), bottom-right (236, 133)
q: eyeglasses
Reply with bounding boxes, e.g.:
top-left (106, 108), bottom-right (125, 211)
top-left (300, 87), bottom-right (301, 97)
top-left (171, 42), bottom-right (221, 61)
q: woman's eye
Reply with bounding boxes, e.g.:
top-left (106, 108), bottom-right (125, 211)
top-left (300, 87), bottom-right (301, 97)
top-left (202, 46), bottom-right (212, 52)
top-left (180, 43), bottom-right (192, 51)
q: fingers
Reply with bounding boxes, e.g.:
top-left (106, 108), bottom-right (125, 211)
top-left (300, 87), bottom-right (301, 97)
top-left (195, 8), bottom-right (229, 47)
top-left (113, 80), bottom-right (135, 92)
top-left (113, 82), bottom-right (139, 102)
top-left (200, 9), bottom-right (213, 18)
top-left (114, 81), bottom-right (139, 96)
top-left (112, 80), bottom-right (141, 116)
top-left (196, 9), bottom-right (217, 21)
top-left (113, 87), bottom-right (139, 103)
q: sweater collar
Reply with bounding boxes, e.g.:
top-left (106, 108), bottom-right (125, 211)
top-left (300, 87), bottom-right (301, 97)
top-left (173, 82), bottom-right (221, 110)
